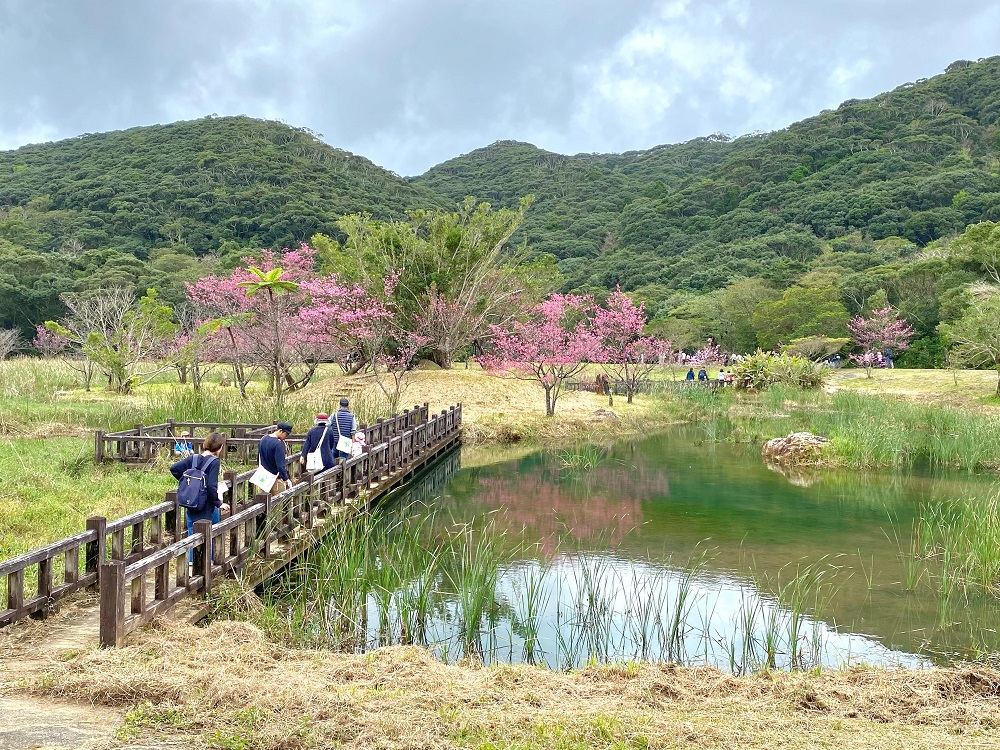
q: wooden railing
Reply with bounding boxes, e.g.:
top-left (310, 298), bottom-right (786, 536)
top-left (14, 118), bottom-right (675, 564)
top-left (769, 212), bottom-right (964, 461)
top-left (99, 404), bottom-right (462, 646)
top-left (1, 404), bottom-right (453, 632)
top-left (95, 405), bottom-right (431, 465)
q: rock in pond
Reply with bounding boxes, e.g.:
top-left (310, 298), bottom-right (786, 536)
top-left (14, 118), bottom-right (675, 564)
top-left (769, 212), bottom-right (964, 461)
top-left (761, 431), bottom-right (830, 465)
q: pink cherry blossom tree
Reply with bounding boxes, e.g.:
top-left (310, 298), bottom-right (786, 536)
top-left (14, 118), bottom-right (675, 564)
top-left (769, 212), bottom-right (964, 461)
top-left (848, 306), bottom-right (916, 378)
top-left (32, 324), bottom-right (68, 359)
top-left (592, 288), bottom-right (671, 403)
top-left (479, 294), bottom-right (602, 416)
top-left (187, 244), bottom-right (325, 401)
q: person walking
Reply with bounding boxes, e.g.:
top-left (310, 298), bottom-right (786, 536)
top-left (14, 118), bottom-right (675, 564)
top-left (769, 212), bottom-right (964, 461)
top-left (333, 398), bottom-right (357, 460)
top-left (170, 432), bottom-right (229, 546)
top-left (300, 412), bottom-right (337, 473)
top-left (685, 367), bottom-right (695, 382)
top-left (259, 422), bottom-right (293, 494)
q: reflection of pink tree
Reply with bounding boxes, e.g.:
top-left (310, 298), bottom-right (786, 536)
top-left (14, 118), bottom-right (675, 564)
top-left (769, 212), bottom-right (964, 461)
top-left (474, 460), bottom-right (669, 555)
top-left (593, 287), bottom-right (670, 403)
top-left (848, 306), bottom-right (915, 378)
top-left (480, 295), bottom-right (601, 416)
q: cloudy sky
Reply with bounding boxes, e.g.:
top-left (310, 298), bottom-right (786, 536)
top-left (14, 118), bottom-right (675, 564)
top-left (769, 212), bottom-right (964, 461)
top-left (1, 0), bottom-right (999, 176)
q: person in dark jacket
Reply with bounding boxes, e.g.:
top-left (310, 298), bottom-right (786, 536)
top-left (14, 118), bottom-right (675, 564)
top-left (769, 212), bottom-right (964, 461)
top-left (333, 398), bottom-right (357, 460)
top-left (170, 432), bottom-right (229, 547)
top-left (300, 412), bottom-right (337, 473)
top-left (259, 422), bottom-right (293, 494)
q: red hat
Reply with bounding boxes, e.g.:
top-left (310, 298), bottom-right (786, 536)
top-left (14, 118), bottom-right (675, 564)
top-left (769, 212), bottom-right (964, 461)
top-left (314, 413), bottom-right (329, 423)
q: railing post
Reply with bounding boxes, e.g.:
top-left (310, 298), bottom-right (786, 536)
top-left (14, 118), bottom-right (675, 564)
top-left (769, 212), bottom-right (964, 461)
top-left (165, 491), bottom-right (180, 540)
top-left (194, 519), bottom-right (213, 594)
top-left (304, 473), bottom-right (315, 529)
top-left (224, 470), bottom-right (237, 509)
top-left (253, 492), bottom-right (271, 558)
top-left (99, 560), bottom-right (125, 648)
top-left (95, 430), bottom-right (105, 463)
top-left (85, 516), bottom-right (107, 591)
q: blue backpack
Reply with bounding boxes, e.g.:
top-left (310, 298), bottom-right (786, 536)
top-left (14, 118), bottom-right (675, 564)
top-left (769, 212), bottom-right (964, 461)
top-left (177, 455), bottom-right (216, 511)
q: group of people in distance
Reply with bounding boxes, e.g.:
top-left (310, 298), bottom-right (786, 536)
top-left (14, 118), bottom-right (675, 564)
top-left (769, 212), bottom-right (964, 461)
top-left (168, 397), bottom-right (365, 530)
top-left (685, 367), bottom-right (735, 385)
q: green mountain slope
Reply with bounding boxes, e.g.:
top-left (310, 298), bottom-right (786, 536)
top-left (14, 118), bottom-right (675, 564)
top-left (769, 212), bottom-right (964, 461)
top-left (414, 56), bottom-right (1000, 295)
top-left (0, 116), bottom-right (444, 328)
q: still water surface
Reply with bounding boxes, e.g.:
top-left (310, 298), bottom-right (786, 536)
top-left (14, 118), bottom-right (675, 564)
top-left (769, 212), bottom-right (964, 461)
top-left (356, 428), bottom-right (1000, 671)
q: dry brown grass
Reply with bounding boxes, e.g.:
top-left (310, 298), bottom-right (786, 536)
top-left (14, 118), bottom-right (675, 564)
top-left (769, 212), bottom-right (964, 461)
top-left (302, 368), bottom-right (676, 447)
top-left (10, 621), bottom-right (1000, 749)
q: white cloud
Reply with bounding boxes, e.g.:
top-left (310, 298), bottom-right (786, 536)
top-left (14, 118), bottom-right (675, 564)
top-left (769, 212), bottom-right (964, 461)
top-left (0, 0), bottom-right (998, 174)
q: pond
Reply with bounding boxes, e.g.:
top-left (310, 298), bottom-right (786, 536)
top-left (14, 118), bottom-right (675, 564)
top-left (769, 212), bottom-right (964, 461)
top-left (283, 428), bottom-right (1000, 673)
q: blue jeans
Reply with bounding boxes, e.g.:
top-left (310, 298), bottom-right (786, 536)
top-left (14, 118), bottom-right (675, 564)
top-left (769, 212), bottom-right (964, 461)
top-left (186, 507), bottom-right (221, 563)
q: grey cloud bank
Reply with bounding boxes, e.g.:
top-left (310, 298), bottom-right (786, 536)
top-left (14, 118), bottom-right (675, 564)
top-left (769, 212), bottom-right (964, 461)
top-left (1, 0), bottom-right (998, 176)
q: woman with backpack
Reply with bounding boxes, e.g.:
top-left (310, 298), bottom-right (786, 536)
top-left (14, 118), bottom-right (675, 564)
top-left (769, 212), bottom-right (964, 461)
top-left (170, 431), bottom-right (229, 540)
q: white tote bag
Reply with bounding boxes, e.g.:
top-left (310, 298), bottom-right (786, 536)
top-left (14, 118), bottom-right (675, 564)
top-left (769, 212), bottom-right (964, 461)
top-left (334, 416), bottom-right (353, 454)
top-left (249, 462), bottom-right (278, 493)
top-left (305, 423), bottom-right (330, 473)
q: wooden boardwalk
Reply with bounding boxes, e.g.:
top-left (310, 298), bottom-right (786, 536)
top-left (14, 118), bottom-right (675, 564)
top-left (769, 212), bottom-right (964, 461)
top-left (0, 404), bottom-right (462, 653)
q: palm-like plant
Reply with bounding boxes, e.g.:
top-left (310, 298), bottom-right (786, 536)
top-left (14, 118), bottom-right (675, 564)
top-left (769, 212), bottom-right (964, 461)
top-left (238, 267), bottom-right (300, 405)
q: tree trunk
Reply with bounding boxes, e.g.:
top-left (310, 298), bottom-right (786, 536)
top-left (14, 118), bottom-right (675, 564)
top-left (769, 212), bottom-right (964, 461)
top-left (232, 363), bottom-right (248, 399)
top-left (428, 348), bottom-right (453, 369)
top-left (544, 385), bottom-right (554, 417)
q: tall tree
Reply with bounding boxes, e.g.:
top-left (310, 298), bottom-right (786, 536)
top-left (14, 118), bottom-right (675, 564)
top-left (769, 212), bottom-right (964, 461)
top-left (45, 288), bottom-right (176, 394)
top-left (940, 295), bottom-right (1000, 397)
top-left (752, 285), bottom-right (851, 351)
top-left (320, 196), bottom-right (558, 368)
top-left (592, 288), bottom-right (669, 404)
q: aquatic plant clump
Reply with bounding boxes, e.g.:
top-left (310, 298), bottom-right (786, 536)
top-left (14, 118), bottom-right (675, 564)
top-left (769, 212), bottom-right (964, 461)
top-left (732, 351), bottom-right (825, 391)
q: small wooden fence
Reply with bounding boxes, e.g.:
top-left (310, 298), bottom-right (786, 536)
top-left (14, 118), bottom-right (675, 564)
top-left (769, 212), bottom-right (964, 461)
top-left (95, 404), bottom-right (432, 465)
top-left (1, 404), bottom-right (459, 636)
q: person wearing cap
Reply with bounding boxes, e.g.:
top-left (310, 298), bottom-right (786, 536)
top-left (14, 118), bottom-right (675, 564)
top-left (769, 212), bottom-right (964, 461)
top-left (259, 421), bottom-right (293, 494)
top-left (173, 430), bottom-right (194, 457)
top-left (300, 412), bottom-right (337, 473)
top-left (333, 397), bottom-right (358, 459)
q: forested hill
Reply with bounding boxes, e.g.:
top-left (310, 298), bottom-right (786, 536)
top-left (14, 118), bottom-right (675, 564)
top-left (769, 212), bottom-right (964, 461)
top-left (3, 58), bottom-right (1000, 363)
top-left (0, 116), bottom-right (443, 327)
top-left (414, 56), bottom-right (1000, 296)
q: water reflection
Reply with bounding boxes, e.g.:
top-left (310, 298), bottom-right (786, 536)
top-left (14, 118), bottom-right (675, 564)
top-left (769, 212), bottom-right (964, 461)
top-left (310, 428), bottom-right (1000, 670)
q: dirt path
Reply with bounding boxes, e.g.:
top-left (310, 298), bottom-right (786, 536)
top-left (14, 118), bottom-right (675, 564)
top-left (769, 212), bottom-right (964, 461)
top-left (0, 696), bottom-right (118, 750)
top-left (0, 597), bottom-right (121, 750)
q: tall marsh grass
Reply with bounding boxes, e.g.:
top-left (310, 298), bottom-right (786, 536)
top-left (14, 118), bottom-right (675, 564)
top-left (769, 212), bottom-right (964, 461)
top-left (917, 490), bottom-right (1000, 595)
top-left (228, 508), bottom-right (863, 674)
top-left (656, 383), bottom-right (1000, 471)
